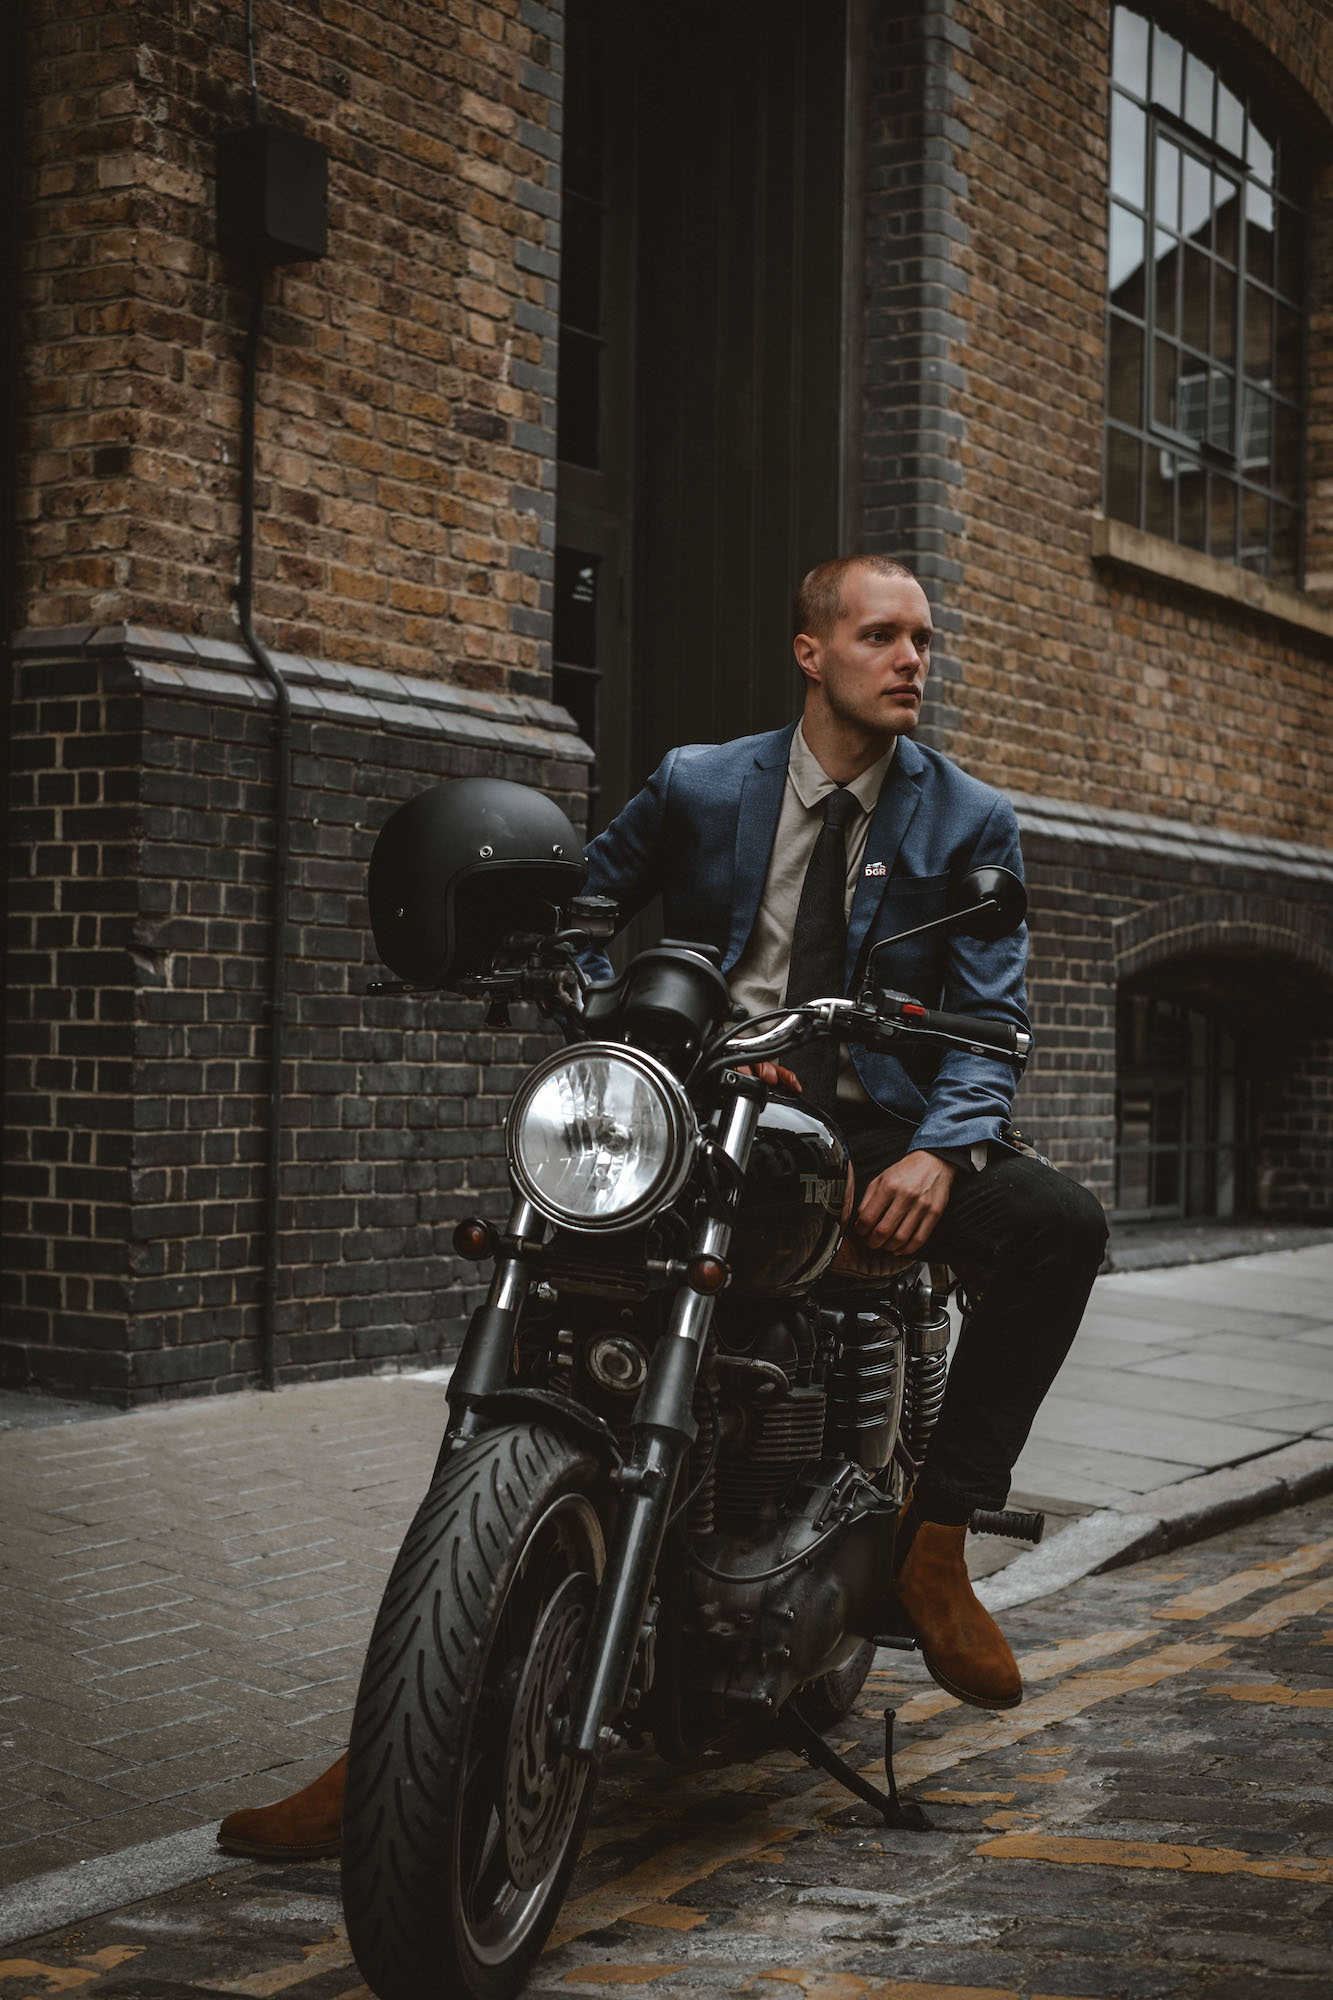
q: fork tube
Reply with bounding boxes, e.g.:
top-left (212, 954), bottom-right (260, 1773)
top-left (568, 1088), bottom-right (761, 1757)
top-left (444, 1196), bottom-right (540, 1442)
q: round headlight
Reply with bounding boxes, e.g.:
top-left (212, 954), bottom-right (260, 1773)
top-left (506, 1045), bottom-right (697, 1232)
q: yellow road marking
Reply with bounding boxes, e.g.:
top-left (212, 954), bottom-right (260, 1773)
top-left (982, 1810), bottom-right (1043, 1829)
top-left (563, 1966), bottom-right (686, 1985)
top-left (1217, 1573), bottom-right (1333, 1636)
top-left (206, 1928), bottom-right (353, 1996)
top-left (0, 1951), bottom-right (144, 1994)
top-left (621, 1902), bottom-right (709, 1931)
top-left (1013, 1768), bottom-right (1067, 1783)
top-left (919, 1789), bottom-right (1015, 1805)
top-left (555, 1549), bottom-right (1326, 1949)
top-left (1206, 1681), bottom-right (1333, 1709)
top-left (889, 1643), bottom-right (1231, 1791)
top-left (545, 1816), bottom-right (799, 1951)
top-left (976, 1832), bottom-right (1333, 1883)
top-left (1153, 1535), bottom-right (1333, 1622)
top-left (749, 1973), bottom-right (1085, 1999)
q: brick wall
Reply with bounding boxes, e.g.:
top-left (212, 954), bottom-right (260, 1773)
top-left (17, 0), bottom-right (562, 692)
top-left (1009, 800), bottom-right (1333, 1213)
top-left (2, 629), bottom-right (588, 1404)
top-left (862, 0), bottom-right (1333, 847)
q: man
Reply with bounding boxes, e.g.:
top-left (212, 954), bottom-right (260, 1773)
top-left (575, 554), bottom-right (1107, 1711)
top-left (217, 554), bottom-right (1106, 1860)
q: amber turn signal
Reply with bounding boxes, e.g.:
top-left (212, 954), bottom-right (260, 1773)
top-left (686, 1253), bottom-right (731, 1295)
top-left (452, 1217), bottom-right (497, 1261)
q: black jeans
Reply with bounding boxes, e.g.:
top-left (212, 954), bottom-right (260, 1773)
top-left (841, 1112), bottom-right (1109, 1515)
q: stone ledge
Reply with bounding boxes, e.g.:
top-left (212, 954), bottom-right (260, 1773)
top-left (12, 623), bottom-right (592, 767)
top-left (1011, 790), bottom-right (1333, 885)
top-left (1090, 515), bottom-right (1333, 648)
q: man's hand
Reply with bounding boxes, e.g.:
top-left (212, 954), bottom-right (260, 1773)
top-left (855, 1149), bottom-right (958, 1256)
top-left (734, 1062), bottom-right (803, 1092)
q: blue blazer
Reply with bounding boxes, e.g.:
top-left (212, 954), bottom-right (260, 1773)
top-left (582, 721), bottom-right (1030, 1155)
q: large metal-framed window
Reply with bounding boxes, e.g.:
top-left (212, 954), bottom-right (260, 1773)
top-left (1114, 991), bottom-right (1252, 1221)
top-left (1105, 5), bottom-right (1309, 583)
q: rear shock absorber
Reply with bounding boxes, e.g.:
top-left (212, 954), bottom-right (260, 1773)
top-left (899, 1270), bottom-right (951, 1472)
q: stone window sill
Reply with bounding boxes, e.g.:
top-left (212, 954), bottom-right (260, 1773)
top-left (1090, 516), bottom-right (1333, 648)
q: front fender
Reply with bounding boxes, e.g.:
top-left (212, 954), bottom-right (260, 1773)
top-left (463, 1387), bottom-right (625, 1472)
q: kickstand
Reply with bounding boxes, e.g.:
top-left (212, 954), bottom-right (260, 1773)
top-left (775, 1704), bottom-right (931, 1831)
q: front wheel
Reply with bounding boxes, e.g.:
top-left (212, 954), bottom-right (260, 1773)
top-left (342, 1423), bottom-right (606, 2000)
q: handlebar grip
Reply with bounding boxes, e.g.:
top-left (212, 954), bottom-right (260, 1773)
top-left (917, 1008), bottom-right (1023, 1054)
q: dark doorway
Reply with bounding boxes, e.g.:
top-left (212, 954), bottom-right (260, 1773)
top-left (555, 0), bottom-right (856, 833)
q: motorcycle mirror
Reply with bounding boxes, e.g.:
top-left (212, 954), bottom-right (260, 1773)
top-left (948, 865), bottom-right (1027, 942)
top-left (859, 864), bottom-right (1027, 997)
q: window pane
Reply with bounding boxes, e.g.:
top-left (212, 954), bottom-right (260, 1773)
top-left (1179, 461), bottom-right (1206, 549)
top-left (1107, 428), bottom-right (1142, 522)
top-left (1214, 175), bottom-right (1239, 263)
top-left (1272, 503), bottom-right (1299, 583)
top-left (1155, 136), bottom-right (1181, 230)
top-left (1275, 303), bottom-right (1303, 393)
top-left (560, 199), bottom-right (603, 336)
top-left (1213, 261), bottom-right (1236, 365)
top-left (1153, 231), bottom-right (1178, 335)
top-left (1184, 53), bottom-right (1214, 136)
top-left (556, 329), bottom-right (601, 467)
top-left (1273, 402), bottom-right (1301, 498)
top-left (1247, 120), bottom-right (1275, 186)
top-left (1112, 94), bottom-right (1147, 207)
top-left (1146, 445), bottom-right (1175, 536)
top-left (553, 547), bottom-right (599, 666)
top-left (1276, 202), bottom-right (1305, 301)
top-left (1112, 6), bottom-right (1149, 94)
top-left (1245, 181), bottom-right (1275, 281)
top-left (1242, 384), bottom-right (1271, 470)
top-left (1152, 26), bottom-right (1183, 114)
top-left (1110, 202), bottom-right (1145, 293)
top-left (1217, 83), bottom-right (1244, 157)
top-left (1208, 367), bottom-right (1235, 452)
top-left (1181, 152), bottom-right (1211, 241)
top-left (1240, 486), bottom-right (1269, 567)
top-left (1108, 315), bottom-right (1144, 425)
top-left (1244, 283), bottom-right (1272, 378)
top-left (1181, 243), bottom-right (1210, 350)
top-left (1154, 337), bottom-right (1178, 428)
top-left (1209, 475), bottom-right (1237, 559)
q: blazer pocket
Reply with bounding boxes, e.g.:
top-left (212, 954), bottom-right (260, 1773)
top-left (880, 870), bottom-right (951, 900)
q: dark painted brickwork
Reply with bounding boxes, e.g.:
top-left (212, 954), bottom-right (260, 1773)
top-left (1013, 829), bottom-right (1333, 1217)
top-left (2, 634), bottom-right (589, 1405)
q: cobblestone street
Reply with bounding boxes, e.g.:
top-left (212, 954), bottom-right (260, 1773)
top-left (2, 1490), bottom-right (1332, 1997)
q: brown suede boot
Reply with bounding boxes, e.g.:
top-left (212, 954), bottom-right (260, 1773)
top-left (893, 1509), bottom-right (1022, 1711)
top-left (217, 1753), bottom-right (347, 1860)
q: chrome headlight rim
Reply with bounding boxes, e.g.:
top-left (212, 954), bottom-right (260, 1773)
top-left (506, 1042), bottom-right (699, 1234)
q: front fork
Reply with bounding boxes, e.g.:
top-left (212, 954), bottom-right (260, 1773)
top-left (440, 1082), bottom-right (762, 1760)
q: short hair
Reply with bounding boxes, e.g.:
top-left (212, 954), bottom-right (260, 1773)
top-left (793, 555), bottom-right (920, 640)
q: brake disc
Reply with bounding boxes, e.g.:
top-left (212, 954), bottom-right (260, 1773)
top-left (502, 1569), bottom-right (594, 1889)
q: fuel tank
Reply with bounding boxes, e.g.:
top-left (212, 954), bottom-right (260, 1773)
top-left (727, 1096), bottom-right (850, 1295)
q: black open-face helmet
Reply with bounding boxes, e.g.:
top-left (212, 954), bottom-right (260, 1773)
top-left (367, 778), bottom-right (587, 986)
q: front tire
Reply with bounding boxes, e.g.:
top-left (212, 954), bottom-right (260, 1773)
top-left (342, 1423), bottom-right (605, 2000)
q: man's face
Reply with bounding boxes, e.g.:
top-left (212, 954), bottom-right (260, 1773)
top-left (796, 569), bottom-right (934, 738)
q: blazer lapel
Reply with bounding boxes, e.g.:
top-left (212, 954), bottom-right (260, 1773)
top-left (723, 722), bottom-right (796, 974)
top-left (845, 736), bottom-right (925, 985)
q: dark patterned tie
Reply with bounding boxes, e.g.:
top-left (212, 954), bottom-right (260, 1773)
top-left (782, 787), bottom-right (859, 1112)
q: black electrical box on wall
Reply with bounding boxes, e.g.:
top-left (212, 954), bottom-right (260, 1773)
top-left (216, 123), bottom-right (328, 263)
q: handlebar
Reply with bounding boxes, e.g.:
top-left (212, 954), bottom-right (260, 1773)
top-left (712, 995), bottom-right (1030, 1072)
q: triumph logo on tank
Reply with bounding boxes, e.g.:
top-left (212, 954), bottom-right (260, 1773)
top-left (800, 1173), bottom-right (843, 1212)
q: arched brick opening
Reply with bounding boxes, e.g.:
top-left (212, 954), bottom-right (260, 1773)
top-left (1111, 892), bottom-right (1333, 1221)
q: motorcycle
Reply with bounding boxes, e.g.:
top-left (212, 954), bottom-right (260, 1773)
top-left (340, 777), bottom-right (1041, 2000)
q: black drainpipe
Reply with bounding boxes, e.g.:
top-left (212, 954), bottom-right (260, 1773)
top-left (221, 0), bottom-right (327, 1389)
top-left (237, 272), bottom-right (290, 1394)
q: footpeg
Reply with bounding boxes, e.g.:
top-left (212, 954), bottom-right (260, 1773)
top-left (969, 1506), bottom-right (1044, 1543)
